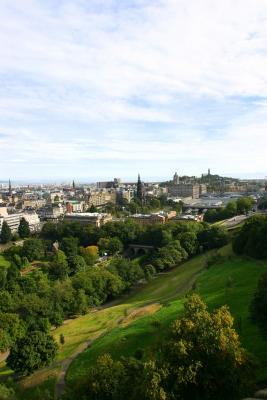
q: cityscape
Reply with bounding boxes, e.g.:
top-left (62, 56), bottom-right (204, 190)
top-left (0, 170), bottom-right (266, 237)
top-left (2, 1), bottom-right (267, 400)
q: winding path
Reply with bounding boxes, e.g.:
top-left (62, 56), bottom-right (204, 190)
top-left (55, 340), bottom-right (92, 399)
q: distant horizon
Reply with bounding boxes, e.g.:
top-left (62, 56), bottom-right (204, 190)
top-left (1, 171), bottom-right (267, 185)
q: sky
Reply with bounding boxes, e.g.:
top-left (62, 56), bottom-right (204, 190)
top-left (1, 0), bottom-right (267, 182)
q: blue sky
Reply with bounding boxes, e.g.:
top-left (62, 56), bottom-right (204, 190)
top-left (1, 0), bottom-right (267, 182)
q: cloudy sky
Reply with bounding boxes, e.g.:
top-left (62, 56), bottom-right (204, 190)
top-left (1, 0), bottom-right (267, 182)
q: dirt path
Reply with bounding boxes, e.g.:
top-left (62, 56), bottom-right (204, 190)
top-left (55, 340), bottom-right (92, 399)
top-left (0, 351), bottom-right (9, 363)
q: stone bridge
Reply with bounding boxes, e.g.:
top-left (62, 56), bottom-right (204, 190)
top-left (128, 244), bottom-right (155, 255)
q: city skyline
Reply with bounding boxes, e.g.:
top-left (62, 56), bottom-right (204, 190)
top-left (1, 1), bottom-right (267, 179)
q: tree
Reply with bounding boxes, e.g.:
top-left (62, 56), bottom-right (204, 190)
top-left (7, 331), bottom-right (58, 376)
top-left (236, 197), bottom-right (253, 214)
top-left (198, 225), bottom-right (228, 251)
top-left (98, 237), bottom-right (123, 255)
top-left (18, 217), bottom-right (30, 238)
top-left (0, 383), bottom-right (16, 400)
top-left (203, 209), bottom-right (219, 223)
top-left (68, 255), bottom-right (87, 274)
top-left (233, 215), bottom-right (267, 258)
top-left (89, 204), bottom-right (97, 213)
top-left (258, 196), bottom-right (267, 210)
top-left (49, 250), bottom-right (69, 280)
top-left (0, 221), bottom-right (12, 244)
top-left (162, 294), bottom-right (255, 399)
top-left (143, 264), bottom-right (156, 281)
top-left (61, 236), bottom-right (78, 258)
top-left (0, 312), bottom-right (25, 352)
top-left (40, 222), bottom-right (59, 241)
top-left (22, 239), bottom-right (45, 261)
top-left (180, 232), bottom-right (199, 256)
top-left (79, 246), bottom-right (99, 265)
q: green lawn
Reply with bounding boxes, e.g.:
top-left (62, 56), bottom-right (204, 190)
top-left (66, 247), bottom-right (267, 386)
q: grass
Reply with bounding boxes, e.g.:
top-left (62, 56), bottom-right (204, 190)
top-left (66, 246), bottom-right (267, 386)
top-left (16, 375), bottom-right (57, 400)
top-left (0, 254), bottom-right (10, 268)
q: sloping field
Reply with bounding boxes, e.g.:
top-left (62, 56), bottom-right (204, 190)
top-left (66, 248), bottom-right (267, 386)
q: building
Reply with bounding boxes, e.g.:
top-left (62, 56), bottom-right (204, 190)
top-left (66, 201), bottom-right (85, 213)
top-left (199, 184), bottom-right (207, 195)
top-left (49, 192), bottom-right (64, 203)
top-left (0, 212), bottom-right (22, 233)
top-left (20, 198), bottom-right (46, 209)
top-left (37, 204), bottom-right (65, 221)
top-left (173, 172), bottom-right (179, 185)
top-left (64, 212), bottom-right (112, 227)
top-left (168, 184), bottom-right (200, 199)
top-left (88, 191), bottom-right (116, 207)
top-left (131, 211), bottom-right (176, 225)
top-left (131, 213), bottom-right (165, 225)
top-left (97, 178), bottom-right (121, 189)
top-left (116, 188), bottom-right (134, 203)
top-left (0, 207), bottom-right (41, 233)
top-left (23, 212), bottom-right (41, 232)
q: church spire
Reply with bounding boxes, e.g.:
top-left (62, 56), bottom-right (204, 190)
top-left (8, 179), bottom-right (12, 196)
top-left (72, 180), bottom-right (75, 190)
top-left (137, 173), bottom-right (144, 205)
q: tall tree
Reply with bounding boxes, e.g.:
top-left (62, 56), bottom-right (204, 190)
top-left (0, 221), bottom-right (12, 244)
top-left (18, 217), bottom-right (30, 238)
top-left (7, 331), bottom-right (58, 376)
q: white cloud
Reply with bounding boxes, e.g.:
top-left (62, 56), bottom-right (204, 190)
top-left (1, 0), bottom-right (267, 179)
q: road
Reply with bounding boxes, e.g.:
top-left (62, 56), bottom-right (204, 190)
top-left (222, 214), bottom-right (248, 228)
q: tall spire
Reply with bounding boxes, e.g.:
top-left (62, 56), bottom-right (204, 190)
top-left (8, 179), bottom-right (12, 196)
top-left (137, 173), bottom-right (144, 204)
top-left (72, 180), bottom-right (75, 190)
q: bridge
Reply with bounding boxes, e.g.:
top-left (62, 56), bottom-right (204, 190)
top-left (128, 244), bottom-right (155, 255)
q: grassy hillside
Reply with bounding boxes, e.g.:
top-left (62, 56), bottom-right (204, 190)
top-left (2, 245), bottom-right (267, 398)
top-left (66, 247), bottom-right (267, 387)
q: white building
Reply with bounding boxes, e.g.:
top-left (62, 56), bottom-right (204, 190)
top-left (0, 207), bottom-right (41, 233)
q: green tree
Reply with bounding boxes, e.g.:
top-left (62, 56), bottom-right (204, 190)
top-left (0, 221), bottom-right (12, 244)
top-left (49, 250), bottom-right (69, 280)
top-left (143, 264), bottom-right (156, 281)
top-left (61, 236), bottom-right (78, 258)
top-left (7, 331), bottom-right (58, 376)
top-left (0, 383), bottom-right (17, 400)
top-left (180, 232), bottom-right (199, 256)
top-left (18, 217), bottom-right (30, 238)
top-left (89, 204), bottom-right (98, 213)
top-left (233, 215), bottom-right (267, 258)
top-left (68, 255), bottom-right (87, 274)
top-left (236, 197), bottom-right (253, 214)
top-left (198, 225), bottom-right (228, 251)
top-left (98, 237), bottom-right (123, 255)
top-left (0, 312), bottom-right (25, 352)
top-left (22, 239), bottom-right (45, 261)
top-left (162, 294), bottom-right (255, 399)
